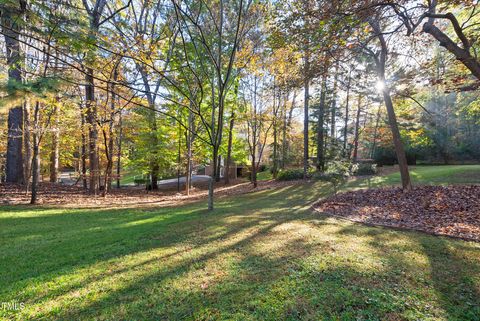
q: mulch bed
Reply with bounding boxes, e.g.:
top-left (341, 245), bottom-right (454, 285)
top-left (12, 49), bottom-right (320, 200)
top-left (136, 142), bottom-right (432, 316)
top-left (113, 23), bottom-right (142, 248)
top-left (314, 185), bottom-right (480, 242)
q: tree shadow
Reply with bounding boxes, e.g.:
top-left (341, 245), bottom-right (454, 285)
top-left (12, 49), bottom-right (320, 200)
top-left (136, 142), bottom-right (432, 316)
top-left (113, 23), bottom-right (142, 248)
top-left (1, 182), bottom-right (326, 317)
top-left (336, 221), bottom-right (480, 320)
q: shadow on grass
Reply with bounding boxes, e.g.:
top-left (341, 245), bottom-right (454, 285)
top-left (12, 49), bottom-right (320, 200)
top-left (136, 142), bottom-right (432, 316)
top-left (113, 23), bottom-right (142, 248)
top-left (336, 222), bottom-right (480, 320)
top-left (2, 178), bottom-right (480, 320)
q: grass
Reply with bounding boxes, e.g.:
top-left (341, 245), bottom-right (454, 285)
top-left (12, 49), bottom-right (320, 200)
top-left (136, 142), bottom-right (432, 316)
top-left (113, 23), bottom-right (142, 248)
top-left (347, 164), bottom-right (480, 189)
top-left (256, 170), bottom-right (273, 181)
top-left (0, 165), bottom-right (479, 320)
top-left (119, 170), bottom-right (141, 186)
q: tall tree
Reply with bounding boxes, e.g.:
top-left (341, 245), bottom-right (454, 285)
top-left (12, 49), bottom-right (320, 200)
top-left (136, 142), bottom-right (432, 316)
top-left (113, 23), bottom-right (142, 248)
top-left (367, 17), bottom-right (412, 190)
top-left (1, 0), bottom-right (27, 183)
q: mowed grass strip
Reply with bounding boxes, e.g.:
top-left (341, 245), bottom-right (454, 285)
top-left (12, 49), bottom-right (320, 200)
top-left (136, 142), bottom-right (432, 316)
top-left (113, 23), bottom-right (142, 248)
top-left (0, 165), bottom-right (479, 320)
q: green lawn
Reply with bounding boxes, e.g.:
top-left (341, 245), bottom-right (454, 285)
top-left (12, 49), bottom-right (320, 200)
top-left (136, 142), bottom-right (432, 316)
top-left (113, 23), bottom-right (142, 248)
top-left (1, 165), bottom-right (479, 320)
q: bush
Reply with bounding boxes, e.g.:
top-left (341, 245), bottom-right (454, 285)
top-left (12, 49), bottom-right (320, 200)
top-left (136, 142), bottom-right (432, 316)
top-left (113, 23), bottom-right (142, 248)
top-left (374, 147), bottom-right (417, 166)
top-left (133, 177), bottom-right (148, 185)
top-left (259, 164), bottom-right (268, 172)
top-left (311, 161), bottom-right (351, 194)
top-left (276, 168), bottom-right (308, 181)
top-left (352, 163), bottom-right (377, 176)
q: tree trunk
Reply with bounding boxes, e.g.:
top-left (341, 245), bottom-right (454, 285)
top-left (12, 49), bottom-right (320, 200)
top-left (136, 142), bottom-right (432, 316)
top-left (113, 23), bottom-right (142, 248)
top-left (23, 100), bottom-right (31, 187)
top-left (330, 64), bottom-right (339, 151)
top-left (251, 153), bottom-right (257, 188)
top-left (2, 1), bottom-right (25, 184)
top-left (6, 107), bottom-right (23, 183)
top-left (381, 87), bottom-right (412, 190)
top-left (30, 102), bottom-right (40, 204)
top-left (185, 109), bottom-right (193, 194)
top-left (85, 69), bottom-right (98, 194)
top-left (317, 75), bottom-right (327, 171)
top-left (224, 112), bottom-right (234, 185)
top-left (215, 155), bottom-right (221, 182)
top-left (352, 94), bottom-right (362, 163)
top-left (103, 67), bottom-right (117, 195)
top-left (303, 61), bottom-right (310, 179)
top-left (208, 146), bottom-right (219, 211)
top-left (151, 165), bottom-right (159, 190)
top-left (343, 71), bottom-right (351, 156)
top-left (80, 104), bottom-right (88, 190)
top-left (281, 96), bottom-right (287, 170)
top-left (116, 111), bottom-right (123, 189)
top-left (369, 18), bottom-right (412, 191)
top-left (370, 107), bottom-right (381, 158)
top-left (49, 103), bottom-right (59, 183)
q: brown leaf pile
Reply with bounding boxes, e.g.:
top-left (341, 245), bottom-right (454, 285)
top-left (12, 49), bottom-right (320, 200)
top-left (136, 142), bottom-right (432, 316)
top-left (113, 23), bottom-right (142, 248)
top-left (314, 185), bottom-right (480, 241)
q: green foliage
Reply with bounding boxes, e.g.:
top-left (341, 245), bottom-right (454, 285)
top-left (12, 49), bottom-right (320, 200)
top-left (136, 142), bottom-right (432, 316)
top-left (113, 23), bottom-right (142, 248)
top-left (276, 168), bottom-right (307, 181)
top-left (352, 163), bottom-right (377, 176)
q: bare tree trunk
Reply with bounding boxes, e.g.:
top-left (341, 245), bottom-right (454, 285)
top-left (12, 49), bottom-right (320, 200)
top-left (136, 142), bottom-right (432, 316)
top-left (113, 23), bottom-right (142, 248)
top-left (224, 112), bottom-right (234, 185)
top-left (80, 105), bottom-right (88, 190)
top-left (343, 71), bottom-right (351, 156)
top-left (208, 145), bottom-right (219, 211)
top-left (103, 67), bottom-right (117, 196)
top-left (49, 103), bottom-right (59, 183)
top-left (2, 1), bottom-right (25, 184)
top-left (330, 63), bottom-right (339, 151)
top-left (30, 102), bottom-right (40, 204)
top-left (23, 100), bottom-right (31, 188)
top-left (116, 111), bottom-right (123, 189)
top-left (352, 94), bottom-right (362, 163)
top-left (82, 0), bottom-right (108, 195)
top-left (272, 84), bottom-right (279, 178)
top-left (251, 153), bottom-right (257, 188)
top-left (85, 69), bottom-right (98, 195)
top-left (215, 155), bottom-right (221, 182)
top-left (317, 74), bottom-right (327, 171)
top-left (369, 18), bottom-right (412, 191)
top-left (303, 60), bottom-right (310, 179)
top-left (281, 97), bottom-right (287, 170)
top-left (370, 107), bottom-right (381, 159)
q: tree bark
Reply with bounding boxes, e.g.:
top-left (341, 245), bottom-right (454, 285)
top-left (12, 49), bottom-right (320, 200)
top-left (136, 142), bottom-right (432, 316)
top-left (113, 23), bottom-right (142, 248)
top-left (23, 100), bottom-right (31, 187)
top-left (224, 112), bottom-right (234, 185)
top-left (85, 69), bottom-right (98, 194)
top-left (369, 18), bottom-right (412, 191)
top-left (185, 109), bottom-right (193, 194)
top-left (116, 111), bottom-right (123, 189)
top-left (49, 103), bottom-right (60, 183)
top-left (352, 94), bottom-right (362, 163)
top-left (83, 0), bottom-right (107, 195)
top-left (369, 107), bottom-right (381, 159)
top-left (423, 21), bottom-right (480, 80)
top-left (80, 104), bottom-right (88, 190)
top-left (303, 60), bottom-right (310, 179)
top-left (330, 64), bottom-right (339, 151)
top-left (317, 75), bottom-right (327, 171)
top-left (30, 101), bottom-right (40, 204)
top-left (251, 153), bottom-right (257, 188)
top-left (343, 71), bottom-right (351, 156)
top-left (2, 1), bottom-right (26, 184)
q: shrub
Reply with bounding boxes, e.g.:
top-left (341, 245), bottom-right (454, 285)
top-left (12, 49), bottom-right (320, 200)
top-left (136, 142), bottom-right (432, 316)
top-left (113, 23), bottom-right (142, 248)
top-left (133, 177), bottom-right (148, 185)
top-left (276, 168), bottom-right (308, 181)
top-left (312, 161), bottom-right (351, 194)
top-left (259, 164), bottom-right (268, 172)
top-left (352, 163), bottom-right (377, 176)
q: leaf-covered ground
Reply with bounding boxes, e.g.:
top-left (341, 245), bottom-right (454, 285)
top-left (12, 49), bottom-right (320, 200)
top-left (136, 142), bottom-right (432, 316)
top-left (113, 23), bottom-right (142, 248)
top-left (315, 185), bottom-right (480, 241)
top-left (0, 179), bottom-right (293, 208)
top-left (1, 165), bottom-right (480, 320)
